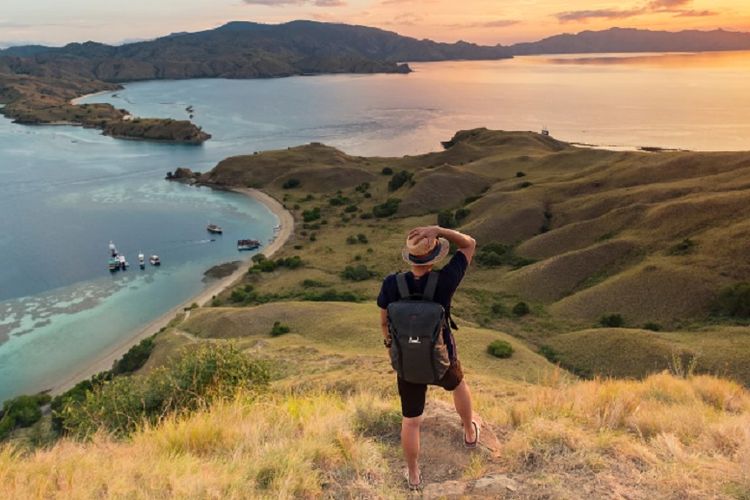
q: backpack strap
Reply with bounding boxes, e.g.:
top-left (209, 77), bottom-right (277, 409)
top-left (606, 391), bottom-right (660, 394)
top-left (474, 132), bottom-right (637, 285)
top-left (395, 273), bottom-right (411, 299)
top-left (423, 271), bottom-right (439, 302)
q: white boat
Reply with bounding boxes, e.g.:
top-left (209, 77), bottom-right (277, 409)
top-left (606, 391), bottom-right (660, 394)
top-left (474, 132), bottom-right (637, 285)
top-left (108, 240), bottom-right (117, 257)
top-left (149, 255), bottom-right (161, 266)
top-left (138, 253), bottom-right (145, 269)
top-left (118, 254), bottom-right (128, 270)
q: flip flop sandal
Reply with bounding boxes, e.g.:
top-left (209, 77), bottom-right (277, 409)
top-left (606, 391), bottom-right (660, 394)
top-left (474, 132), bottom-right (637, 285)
top-left (464, 420), bottom-right (480, 449)
top-left (404, 468), bottom-right (423, 491)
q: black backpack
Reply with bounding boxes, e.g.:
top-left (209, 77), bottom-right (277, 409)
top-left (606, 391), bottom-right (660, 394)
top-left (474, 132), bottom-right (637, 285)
top-left (387, 271), bottom-right (451, 384)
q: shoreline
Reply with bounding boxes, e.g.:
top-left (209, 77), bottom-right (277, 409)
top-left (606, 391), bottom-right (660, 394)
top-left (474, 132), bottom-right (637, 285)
top-left (70, 90), bottom-right (114, 106)
top-left (47, 187), bottom-right (294, 396)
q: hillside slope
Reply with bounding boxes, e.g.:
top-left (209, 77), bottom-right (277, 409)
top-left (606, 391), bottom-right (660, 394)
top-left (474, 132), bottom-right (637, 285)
top-left (191, 128), bottom-right (750, 383)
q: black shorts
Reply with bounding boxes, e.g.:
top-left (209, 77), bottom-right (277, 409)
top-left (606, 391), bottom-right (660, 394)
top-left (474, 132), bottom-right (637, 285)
top-left (397, 360), bottom-right (464, 418)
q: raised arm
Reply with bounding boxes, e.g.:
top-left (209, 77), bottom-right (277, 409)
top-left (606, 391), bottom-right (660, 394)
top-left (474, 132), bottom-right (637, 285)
top-left (408, 226), bottom-right (477, 264)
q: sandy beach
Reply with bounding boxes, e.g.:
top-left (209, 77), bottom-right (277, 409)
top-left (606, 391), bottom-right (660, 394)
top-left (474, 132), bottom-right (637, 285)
top-left (48, 187), bottom-right (294, 396)
top-left (69, 90), bottom-right (113, 106)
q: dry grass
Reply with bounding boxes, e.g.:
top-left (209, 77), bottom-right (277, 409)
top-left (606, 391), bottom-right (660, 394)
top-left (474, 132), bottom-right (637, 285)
top-left (0, 391), bottom-right (404, 499)
top-left (505, 239), bottom-right (639, 302)
top-left (2, 370), bottom-right (748, 499)
top-left (498, 372), bottom-right (750, 498)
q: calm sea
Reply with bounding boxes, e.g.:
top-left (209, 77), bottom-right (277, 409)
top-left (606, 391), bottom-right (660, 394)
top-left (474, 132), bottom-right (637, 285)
top-left (1, 52), bottom-right (749, 400)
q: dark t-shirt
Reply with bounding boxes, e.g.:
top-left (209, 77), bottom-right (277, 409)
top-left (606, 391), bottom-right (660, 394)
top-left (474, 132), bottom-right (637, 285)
top-left (377, 251), bottom-right (468, 361)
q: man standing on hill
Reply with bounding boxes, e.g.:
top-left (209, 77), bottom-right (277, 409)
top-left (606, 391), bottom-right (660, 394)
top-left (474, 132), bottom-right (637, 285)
top-left (377, 225), bottom-right (478, 490)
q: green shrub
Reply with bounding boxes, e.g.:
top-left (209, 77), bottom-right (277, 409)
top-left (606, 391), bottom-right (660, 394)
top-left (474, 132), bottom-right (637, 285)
top-left (329, 194), bottom-right (350, 206)
top-left (282, 178), bottom-right (300, 189)
top-left (437, 210), bottom-right (457, 229)
top-left (512, 302), bottom-right (530, 317)
top-left (230, 288), bottom-right (249, 303)
top-left (57, 344), bottom-right (269, 438)
top-left (539, 345), bottom-right (559, 363)
top-left (270, 321), bottom-right (290, 337)
top-left (50, 372), bottom-right (112, 433)
top-left (516, 171), bottom-right (526, 178)
top-left (487, 340), bottom-right (514, 358)
top-left (372, 198), bottom-right (400, 218)
top-left (712, 283), bottom-right (750, 319)
top-left (344, 205), bottom-right (358, 213)
top-left (388, 170), bottom-right (413, 191)
top-left (355, 182), bottom-right (370, 193)
top-left (111, 337), bottom-right (155, 375)
top-left (381, 167), bottom-right (393, 175)
top-left (519, 181), bottom-right (533, 188)
top-left (357, 233), bottom-right (368, 244)
top-left (643, 322), bottom-right (663, 332)
top-left (476, 243), bottom-right (534, 268)
top-left (302, 207), bottom-right (321, 222)
top-left (301, 279), bottom-right (326, 288)
top-left (490, 303), bottom-right (508, 317)
top-left (0, 393), bottom-right (53, 440)
top-left (346, 235), bottom-right (358, 244)
top-left (301, 290), bottom-right (360, 302)
top-left (256, 259), bottom-right (278, 272)
top-left (455, 208), bottom-right (471, 221)
top-left (277, 256), bottom-right (303, 269)
top-left (599, 314), bottom-right (625, 327)
top-left (342, 264), bottom-right (376, 281)
top-left (668, 238), bottom-right (696, 256)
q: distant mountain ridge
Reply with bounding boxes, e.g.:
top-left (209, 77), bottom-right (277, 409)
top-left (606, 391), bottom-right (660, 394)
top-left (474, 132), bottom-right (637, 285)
top-left (0, 20), bottom-right (513, 82)
top-left (3, 24), bottom-right (750, 66)
top-left (511, 27), bottom-right (750, 55)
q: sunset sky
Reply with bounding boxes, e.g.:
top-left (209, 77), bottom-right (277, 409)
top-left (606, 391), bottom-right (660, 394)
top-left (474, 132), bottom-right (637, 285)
top-left (1, 0), bottom-right (749, 47)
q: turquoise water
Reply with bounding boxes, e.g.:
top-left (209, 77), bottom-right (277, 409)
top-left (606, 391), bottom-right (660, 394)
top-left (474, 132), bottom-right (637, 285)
top-left (3, 53), bottom-right (750, 400)
top-left (0, 117), bottom-right (277, 400)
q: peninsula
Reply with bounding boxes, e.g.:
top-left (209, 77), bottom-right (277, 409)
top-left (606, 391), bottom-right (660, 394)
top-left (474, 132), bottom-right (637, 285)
top-left (0, 20), bottom-right (511, 143)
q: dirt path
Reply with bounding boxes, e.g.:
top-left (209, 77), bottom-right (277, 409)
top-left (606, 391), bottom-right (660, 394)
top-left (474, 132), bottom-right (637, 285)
top-left (389, 399), bottom-right (520, 498)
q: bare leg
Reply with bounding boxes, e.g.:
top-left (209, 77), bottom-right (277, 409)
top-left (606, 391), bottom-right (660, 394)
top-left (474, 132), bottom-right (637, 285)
top-left (452, 380), bottom-right (476, 442)
top-left (401, 415), bottom-right (423, 484)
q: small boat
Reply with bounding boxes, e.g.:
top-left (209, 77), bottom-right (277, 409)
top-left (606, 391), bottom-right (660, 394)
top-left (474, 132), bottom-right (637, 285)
top-left (108, 257), bottom-right (119, 272)
top-left (207, 224), bottom-right (223, 234)
top-left (237, 239), bottom-right (261, 251)
top-left (118, 254), bottom-right (128, 270)
top-left (138, 253), bottom-right (145, 270)
top-left (109, 240), bottom-right (117, 257)
top-left (541, 127), bottom-right (550, 136)
top-left (149, 255), bottom-right (161, 266)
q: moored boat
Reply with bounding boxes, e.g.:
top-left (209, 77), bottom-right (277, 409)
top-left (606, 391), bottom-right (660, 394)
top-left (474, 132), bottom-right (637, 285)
top-left (207, 223), bottom-right (223, 234)
top-left (108, 257), bottom-right (119, 272)
top-left (138, 252), bottom-right (145, 269)
top-left (237, 239), bottom-right (261, 251)
top-left (149, 255), bottom-right (161, 266)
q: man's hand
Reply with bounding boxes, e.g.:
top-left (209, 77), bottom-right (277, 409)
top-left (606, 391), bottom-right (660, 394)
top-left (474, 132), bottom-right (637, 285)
top-left (408, 226), bottom-right (440, 245)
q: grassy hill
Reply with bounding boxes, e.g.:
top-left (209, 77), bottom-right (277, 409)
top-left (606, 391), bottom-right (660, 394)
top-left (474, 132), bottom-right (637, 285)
top-left (3, 129), bottom-right (750, 497)
top-left (188, 128), bottom-right (750, 384)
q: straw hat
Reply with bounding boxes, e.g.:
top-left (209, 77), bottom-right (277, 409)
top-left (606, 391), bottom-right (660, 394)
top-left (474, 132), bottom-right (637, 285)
top-left (401, 234), bottom-right (450, 266)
